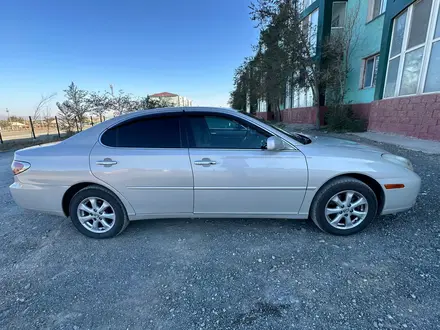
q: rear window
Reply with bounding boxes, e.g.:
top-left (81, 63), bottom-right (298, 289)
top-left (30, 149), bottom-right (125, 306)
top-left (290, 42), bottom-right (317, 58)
top-left (101, 116), bottom-right (182, 148)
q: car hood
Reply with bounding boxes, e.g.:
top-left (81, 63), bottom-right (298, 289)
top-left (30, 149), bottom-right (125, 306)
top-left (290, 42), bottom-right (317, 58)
top-left (300, 134), bottom-right (386, 153)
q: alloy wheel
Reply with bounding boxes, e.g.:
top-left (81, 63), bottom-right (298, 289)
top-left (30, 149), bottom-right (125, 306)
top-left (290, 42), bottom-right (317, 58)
top-left (76, 197), bottom-right (116, 233)
top-left (324, 190), bottom-right (369, 230)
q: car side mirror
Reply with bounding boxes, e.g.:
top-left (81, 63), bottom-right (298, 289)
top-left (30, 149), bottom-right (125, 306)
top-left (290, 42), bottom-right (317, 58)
top-left (266, 136), bottom-right (285, 151)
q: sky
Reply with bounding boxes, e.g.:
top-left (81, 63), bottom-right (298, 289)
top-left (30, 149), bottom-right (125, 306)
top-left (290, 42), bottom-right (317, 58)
top-left (0, 0), bottom-right (259, 117)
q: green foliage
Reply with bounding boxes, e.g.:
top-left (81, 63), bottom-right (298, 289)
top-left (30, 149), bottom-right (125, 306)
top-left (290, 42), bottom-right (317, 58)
top-left (231, 0), bottom-right (363, 128)
top-left (229, 58), bottom-right (259, 113)
top-left (325, 105), bottom-right (366, 132)
top-left (230, 0), bottom-right (320, 121)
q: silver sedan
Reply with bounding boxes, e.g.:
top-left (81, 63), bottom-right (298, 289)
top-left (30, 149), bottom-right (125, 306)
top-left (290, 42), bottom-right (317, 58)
top-left (10, 107), bottom-right (421, 238)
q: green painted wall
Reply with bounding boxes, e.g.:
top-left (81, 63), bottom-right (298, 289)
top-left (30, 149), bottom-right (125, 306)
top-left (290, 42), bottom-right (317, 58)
top-left (344, 0), bottom-right (385, 104)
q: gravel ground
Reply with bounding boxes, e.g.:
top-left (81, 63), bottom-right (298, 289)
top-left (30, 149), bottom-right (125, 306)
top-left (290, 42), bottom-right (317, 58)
top-left (1, 134), bottom-right (439, 330)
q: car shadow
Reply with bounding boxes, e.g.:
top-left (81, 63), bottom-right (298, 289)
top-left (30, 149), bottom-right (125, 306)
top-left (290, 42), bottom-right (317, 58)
top-left (124, 217), bottom-right (319, 235)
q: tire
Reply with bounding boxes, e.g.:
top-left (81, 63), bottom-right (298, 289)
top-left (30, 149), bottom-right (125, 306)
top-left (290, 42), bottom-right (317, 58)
top-left (310, 177), bottom-right (378, 235)
top-left (69, 185), bottom-right (130, 239)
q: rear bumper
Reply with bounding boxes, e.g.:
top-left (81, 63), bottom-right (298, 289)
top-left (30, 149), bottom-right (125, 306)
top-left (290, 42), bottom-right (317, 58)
top-left (379, 171), bottom-right (421, 215)
top-left (9, 181), bottom-right (67, 216)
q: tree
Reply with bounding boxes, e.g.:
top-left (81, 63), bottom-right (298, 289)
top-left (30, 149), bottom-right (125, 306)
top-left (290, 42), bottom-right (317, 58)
top-left (56, 101), bottom-right (76, 133)
top-left (88, 91), bottom-right (112, 122)
top-left (0, 120), bottom-right (9, 129)
top-left (61, 82), bottom-right (89, 130)
top-left (43, 106), bottom-right (52, 135)
top-left (249, 0), bottom-right (317, 122)
top-left (109, 90), bottom-right (136, 115)
top-left (9, 115), bottom-right (25, 123)
top-left (229, 58), bottom-right (259, 113)
top-left (230, 0), bottom-right (363, 127)
top-left (33, 93), bottom-right (56, 122)
top-left (321, 1), bottom-right (362, 106)
top-left (138, 95), bottom-right (174, 110)
top-left (55, 82), bottom-right (177, 132)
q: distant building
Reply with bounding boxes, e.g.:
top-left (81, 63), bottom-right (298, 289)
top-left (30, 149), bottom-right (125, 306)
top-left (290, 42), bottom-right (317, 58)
top-left (150, 92), bottom-right (193, 107)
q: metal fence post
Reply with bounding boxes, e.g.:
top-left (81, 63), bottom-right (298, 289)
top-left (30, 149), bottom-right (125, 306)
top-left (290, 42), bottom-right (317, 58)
top-left (29, 116), bottom-right (36, 139)
top-left (55, 116), bottom-right (61, 138)
top-left (90, 116), bottom-right (94, 126)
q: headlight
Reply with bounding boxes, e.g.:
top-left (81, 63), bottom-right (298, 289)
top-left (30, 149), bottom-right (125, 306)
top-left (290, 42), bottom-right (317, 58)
top-left (382, 154), bottom-right (413, 171)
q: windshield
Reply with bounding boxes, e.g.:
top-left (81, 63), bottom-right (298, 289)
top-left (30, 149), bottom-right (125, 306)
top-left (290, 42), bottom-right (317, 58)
top-left (240, 112), bottom-right (312, 145)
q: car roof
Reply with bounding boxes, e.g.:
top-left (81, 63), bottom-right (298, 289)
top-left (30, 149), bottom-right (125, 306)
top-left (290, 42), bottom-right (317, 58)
top-left (62, 107), bottom-right (240, 146)
top-left (104, 106), bottom-right (238, 122)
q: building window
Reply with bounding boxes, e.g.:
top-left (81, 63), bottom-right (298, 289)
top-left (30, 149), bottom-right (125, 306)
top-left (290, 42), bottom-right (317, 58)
top-left (384, 0), bottom-right (440, 98)
top-left (368, 0), bottom-right (387, 21)
top-left (362, 54), bottom-right (380, 88)
top-left (331, 2), bottom-right (346, 30)
top-left (302, 8), bottom-right (319, 56)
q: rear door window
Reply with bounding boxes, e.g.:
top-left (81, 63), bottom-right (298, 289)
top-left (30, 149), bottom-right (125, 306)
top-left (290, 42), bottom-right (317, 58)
top-left (101, 115), bottom-right (183, 148)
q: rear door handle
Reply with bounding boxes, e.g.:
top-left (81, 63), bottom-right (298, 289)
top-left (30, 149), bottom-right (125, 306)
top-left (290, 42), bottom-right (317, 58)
top-left (96, 158), bottom-right (118, 167)
top-left (194, 158), bottom-right (217, 166)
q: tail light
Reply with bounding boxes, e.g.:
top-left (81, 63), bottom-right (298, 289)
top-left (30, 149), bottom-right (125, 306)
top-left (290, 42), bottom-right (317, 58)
top-left (11, 161), bottom-right (31, 175)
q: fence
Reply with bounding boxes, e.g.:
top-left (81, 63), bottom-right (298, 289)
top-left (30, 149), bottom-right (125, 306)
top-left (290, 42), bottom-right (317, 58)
top-left (0, 115), bottom-right (106, 145)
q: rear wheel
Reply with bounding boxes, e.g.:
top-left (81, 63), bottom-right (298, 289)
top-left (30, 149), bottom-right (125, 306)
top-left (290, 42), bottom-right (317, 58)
top-left (69, 185), bottom-right (129, 238)
top-left (310, 177), bottom-right (378, 235)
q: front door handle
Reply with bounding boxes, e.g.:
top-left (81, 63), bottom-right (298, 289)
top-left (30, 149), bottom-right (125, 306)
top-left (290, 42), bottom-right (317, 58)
top-left (96, 158), bottom-right (118, 167)
top-left (194, 158), bottom-right (217, 166)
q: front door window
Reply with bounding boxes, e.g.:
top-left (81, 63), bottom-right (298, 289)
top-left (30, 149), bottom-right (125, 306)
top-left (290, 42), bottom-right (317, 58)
top-left (187, 114), bottom-right (270, 149)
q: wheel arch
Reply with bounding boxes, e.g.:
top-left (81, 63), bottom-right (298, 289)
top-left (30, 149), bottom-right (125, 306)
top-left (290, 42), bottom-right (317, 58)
top-left (62, 182), bottom-right (135, 217)
top-left (310, 173), bottom-right (385, 215)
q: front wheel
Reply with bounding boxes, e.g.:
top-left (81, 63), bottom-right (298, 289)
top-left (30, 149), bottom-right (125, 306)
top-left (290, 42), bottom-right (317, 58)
top-left (310, 177), bottom-right (378, 235)
top-left (69, 185), bottom-right (129, 239)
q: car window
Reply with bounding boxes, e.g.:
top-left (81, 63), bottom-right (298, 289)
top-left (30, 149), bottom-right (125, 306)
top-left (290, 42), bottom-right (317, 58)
top-left (205, 116), bottom-right (244, 130)
top-left (240, 112), bottom-right (311, 144)
top-left (187, 114), bottom-right (270, 149)
top-left (101, 116), bottom-right (182, 148)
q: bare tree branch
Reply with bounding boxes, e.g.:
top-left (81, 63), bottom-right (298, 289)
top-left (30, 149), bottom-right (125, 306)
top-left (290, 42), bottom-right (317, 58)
top-left (33, 93), bottom-right (56, 122)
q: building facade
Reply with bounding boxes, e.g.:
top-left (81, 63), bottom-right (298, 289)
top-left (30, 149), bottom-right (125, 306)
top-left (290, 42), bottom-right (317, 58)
top-left (150, 92), bottom-right (193, 107)
top-left (257, 0), bottom-right (440, 140)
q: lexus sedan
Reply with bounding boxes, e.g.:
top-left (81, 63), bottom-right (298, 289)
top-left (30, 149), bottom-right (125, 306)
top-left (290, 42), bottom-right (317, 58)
top-left (10, 107), bottom-right (421, 238)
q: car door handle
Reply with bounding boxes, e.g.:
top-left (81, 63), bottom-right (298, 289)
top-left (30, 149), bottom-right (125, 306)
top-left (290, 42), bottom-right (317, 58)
top-left (194, 158), bottom-right (217, 166)
top-left (96, 158), bottom-right (118, 167)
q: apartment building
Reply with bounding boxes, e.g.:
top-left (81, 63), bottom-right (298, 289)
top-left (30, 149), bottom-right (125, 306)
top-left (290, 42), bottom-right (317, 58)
top-left (257, 0), bottom-right (440, 140)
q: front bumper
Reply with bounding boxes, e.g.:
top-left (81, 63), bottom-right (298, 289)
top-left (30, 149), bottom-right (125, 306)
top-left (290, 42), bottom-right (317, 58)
top-left (379, 171), bottom-right (421, 215)
top-left (9, 181), bottom-right (67, 216)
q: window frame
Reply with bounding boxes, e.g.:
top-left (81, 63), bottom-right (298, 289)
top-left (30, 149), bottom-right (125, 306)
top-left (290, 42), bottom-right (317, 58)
top-left (301, 8), bottom-right (319, 56)
top-left (99, 112), bottom-right (187, 149)
top-left (368, 0), bottom-right (387, 22)
top-left (301, 0), bottom-right (315, 11)
top-left (184, 112), bottom-right (273, 150)
top-left (331, 1), bottom-right (347, 31)
top-left (384, 0), bottom-right (440, 98)
top-left (362, 53), bottom-right (380, 89)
